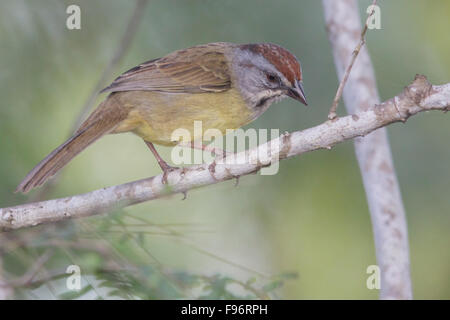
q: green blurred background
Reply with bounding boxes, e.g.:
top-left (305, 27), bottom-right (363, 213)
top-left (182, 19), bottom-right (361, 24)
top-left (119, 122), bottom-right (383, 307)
top-left (0, 0), bottom-right (449, 299)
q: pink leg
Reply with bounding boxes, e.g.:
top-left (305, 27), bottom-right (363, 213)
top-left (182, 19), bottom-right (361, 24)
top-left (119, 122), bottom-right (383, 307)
top-left (144, 141), bottom-right (178, 184)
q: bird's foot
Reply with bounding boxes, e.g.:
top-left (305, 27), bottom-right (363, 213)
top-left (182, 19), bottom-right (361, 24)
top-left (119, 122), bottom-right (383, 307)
top-left (160, 163), bottom-right (179, 185)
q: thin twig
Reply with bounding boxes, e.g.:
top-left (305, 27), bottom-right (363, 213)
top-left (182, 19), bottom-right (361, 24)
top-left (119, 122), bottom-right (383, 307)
top-left (328, 0), bottom-right (377, 120)
top-left (72, 0), bottom-right (149, 129)
top-left (2, 249), bottom-right (53, 288)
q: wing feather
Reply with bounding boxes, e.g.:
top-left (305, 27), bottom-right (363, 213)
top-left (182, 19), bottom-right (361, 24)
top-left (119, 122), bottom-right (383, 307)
top-left (100, 43), bottom-right (232, 94)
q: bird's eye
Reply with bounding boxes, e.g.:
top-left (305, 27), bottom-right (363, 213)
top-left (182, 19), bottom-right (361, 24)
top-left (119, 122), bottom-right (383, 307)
top-left (266, 73), bottom-right (278, 83)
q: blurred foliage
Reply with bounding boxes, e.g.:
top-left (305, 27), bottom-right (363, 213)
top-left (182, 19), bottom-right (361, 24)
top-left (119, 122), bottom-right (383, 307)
top-left (1, 214), bottom-right (294, 299)
top-left (0, 0), bottom-right (449, 299)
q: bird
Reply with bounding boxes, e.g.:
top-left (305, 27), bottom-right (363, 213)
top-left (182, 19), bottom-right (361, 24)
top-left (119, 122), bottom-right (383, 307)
top-left (16, 42), bottom-right (307, 193)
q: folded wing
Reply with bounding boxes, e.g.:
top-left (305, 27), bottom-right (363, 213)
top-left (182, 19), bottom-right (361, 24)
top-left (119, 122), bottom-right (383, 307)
top-left (101, 43), bottom-right (232, 94)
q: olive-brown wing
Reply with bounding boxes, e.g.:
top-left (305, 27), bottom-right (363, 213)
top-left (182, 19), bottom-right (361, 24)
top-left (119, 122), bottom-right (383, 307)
top-left (101, 44), bottom-right (231, 94)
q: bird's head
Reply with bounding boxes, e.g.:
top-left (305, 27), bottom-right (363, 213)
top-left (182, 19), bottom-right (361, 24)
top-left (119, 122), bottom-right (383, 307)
top-left (231, 43), bottom-right (307, 111)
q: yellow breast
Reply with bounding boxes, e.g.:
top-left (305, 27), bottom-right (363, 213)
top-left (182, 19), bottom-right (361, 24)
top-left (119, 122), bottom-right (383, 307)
top-left (112, 88), bottom-right (254, 146)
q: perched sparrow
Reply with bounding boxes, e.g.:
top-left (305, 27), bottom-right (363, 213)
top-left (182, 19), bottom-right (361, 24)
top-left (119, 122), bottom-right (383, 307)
top-left (16, 42), bottom-right (307, 193)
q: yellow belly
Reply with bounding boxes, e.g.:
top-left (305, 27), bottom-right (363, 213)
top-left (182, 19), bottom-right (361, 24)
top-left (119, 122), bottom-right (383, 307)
top-left (111, 89), bottom-right (253, 146)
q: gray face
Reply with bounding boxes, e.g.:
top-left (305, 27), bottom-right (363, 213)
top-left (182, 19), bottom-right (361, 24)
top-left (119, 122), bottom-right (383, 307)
top-left (230, 47), bottom-right (293, 112)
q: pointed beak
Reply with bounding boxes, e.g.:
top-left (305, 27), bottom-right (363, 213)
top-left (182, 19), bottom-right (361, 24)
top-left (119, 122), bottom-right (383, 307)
top-left (287, 80), bottom-right (307, 106)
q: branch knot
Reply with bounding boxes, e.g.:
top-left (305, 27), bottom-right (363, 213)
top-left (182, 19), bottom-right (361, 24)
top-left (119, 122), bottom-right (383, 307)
top-left (405, 74), bottom-right (433, 108)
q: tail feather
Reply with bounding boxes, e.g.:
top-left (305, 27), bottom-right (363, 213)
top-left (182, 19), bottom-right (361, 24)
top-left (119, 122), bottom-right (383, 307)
top-left (16, 98), bottom-right (128, 193)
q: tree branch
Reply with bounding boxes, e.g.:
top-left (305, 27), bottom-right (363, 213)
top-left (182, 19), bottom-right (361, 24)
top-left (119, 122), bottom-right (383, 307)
top-left (322, 0), bottom-right (413, 299)
top-left (1, 75), bottom-right (448, 233)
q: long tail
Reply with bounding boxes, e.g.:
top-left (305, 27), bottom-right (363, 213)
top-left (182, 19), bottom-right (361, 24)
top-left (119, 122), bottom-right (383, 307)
top-left (16, 98), bottom-right (128, 193)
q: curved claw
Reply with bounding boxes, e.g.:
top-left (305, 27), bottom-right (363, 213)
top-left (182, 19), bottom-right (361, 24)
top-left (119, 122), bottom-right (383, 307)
top-left (161, 164), bottom-right (179, 185)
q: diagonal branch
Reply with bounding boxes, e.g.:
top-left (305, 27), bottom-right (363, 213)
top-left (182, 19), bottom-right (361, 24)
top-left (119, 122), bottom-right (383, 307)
top-left (3, 249), bottom-right (54, 288)
top-left (1, 75), bottom-right (448, 232)
top-left (73, 0), bottom-right (149, 129)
